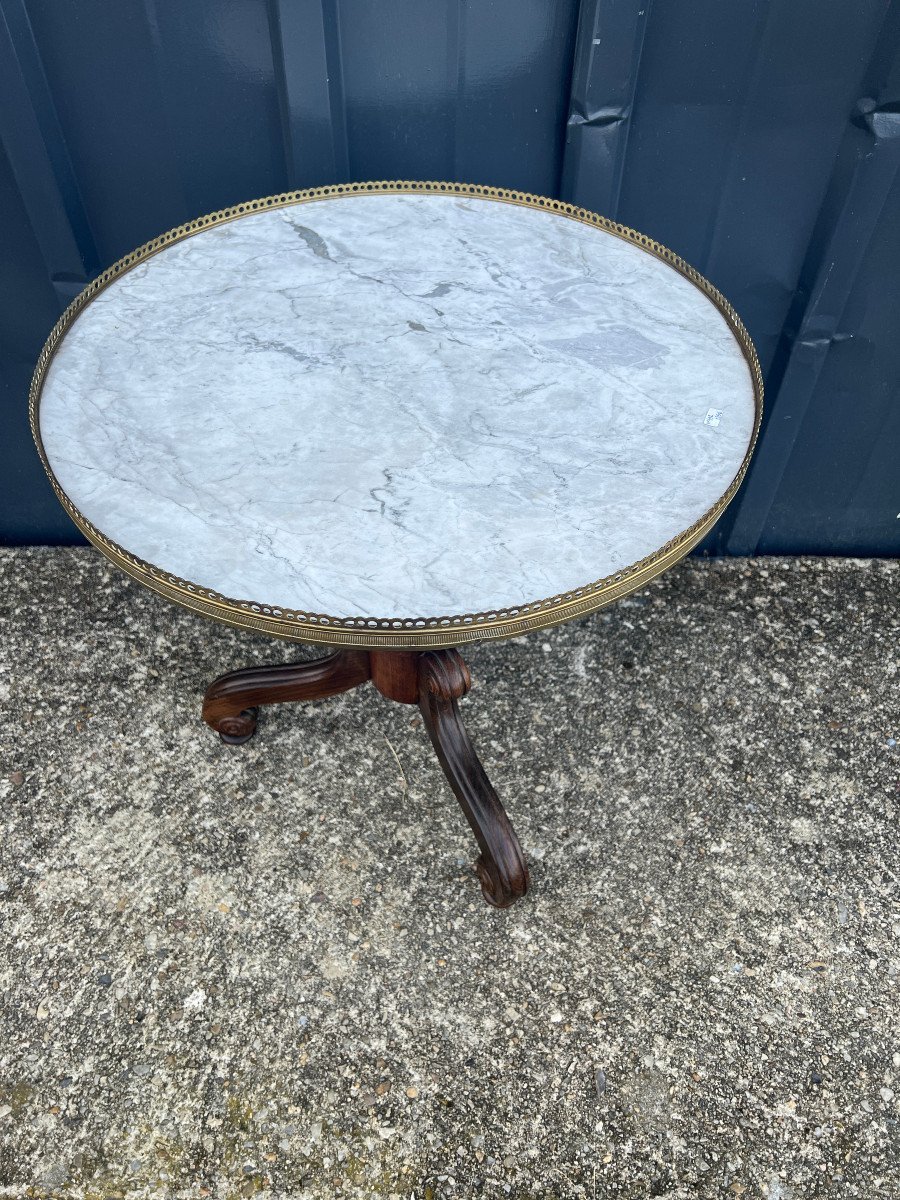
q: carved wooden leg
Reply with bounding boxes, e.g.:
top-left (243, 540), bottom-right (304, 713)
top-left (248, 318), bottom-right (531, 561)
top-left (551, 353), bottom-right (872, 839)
top-left (204, 644), bottom-right (529, 907)
top-left (202, 649), bottom-right (371, 744)
top-left (416, 650), bottom-right (529, 908)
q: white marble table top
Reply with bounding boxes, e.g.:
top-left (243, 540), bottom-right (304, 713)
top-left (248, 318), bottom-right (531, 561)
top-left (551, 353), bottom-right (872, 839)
top-left (37, 188), bottom-right (758, 636)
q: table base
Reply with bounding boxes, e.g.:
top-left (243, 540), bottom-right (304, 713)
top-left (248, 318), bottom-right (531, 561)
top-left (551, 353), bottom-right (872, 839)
top-left (202, 649), bottom-right (530, 908)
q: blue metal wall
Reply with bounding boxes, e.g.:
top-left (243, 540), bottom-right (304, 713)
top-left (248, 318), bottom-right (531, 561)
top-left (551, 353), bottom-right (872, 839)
top-left (1, 0), bottom-right (897, 554)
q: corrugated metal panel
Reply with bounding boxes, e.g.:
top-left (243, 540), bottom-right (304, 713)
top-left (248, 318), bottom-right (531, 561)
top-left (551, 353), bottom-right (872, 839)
top-left (0, 0), bottom-right (897, 554)
top-left (727, 1), bottom-right (900, 553)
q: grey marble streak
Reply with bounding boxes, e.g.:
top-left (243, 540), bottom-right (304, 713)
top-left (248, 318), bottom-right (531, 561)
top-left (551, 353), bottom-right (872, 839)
top-left (39, 194), bottom-right (756, 619)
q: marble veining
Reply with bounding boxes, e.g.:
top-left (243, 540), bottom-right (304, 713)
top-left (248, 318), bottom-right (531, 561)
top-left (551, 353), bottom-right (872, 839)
top-left (39, 193), bottom-right (756, 619)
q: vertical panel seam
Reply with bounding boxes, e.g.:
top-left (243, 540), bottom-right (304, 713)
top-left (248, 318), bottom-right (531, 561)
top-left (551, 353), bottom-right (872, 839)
top-left (447, 0), bottom-right (465, 183)
top-left (553, 0), bottom-right (585, 199)
top-left (699, 0), bottom-right (773, 276)
top-left (266, 0), bottom-right (295, 187)
top-left (0, 0), bottom-right (99, 296)
top-left (322, 0), bottom-right (350, 181)
top-left (609, 0), bottom-right (653, 218)
top-left (139, 0), bottom-right (191, 223)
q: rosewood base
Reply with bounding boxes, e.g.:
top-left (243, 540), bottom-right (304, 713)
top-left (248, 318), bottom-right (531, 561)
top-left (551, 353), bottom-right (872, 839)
top-left (202, 649), bottom-right (529, 907)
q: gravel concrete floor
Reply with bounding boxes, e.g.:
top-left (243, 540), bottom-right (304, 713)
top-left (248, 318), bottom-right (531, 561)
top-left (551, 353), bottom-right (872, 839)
top-left (0, 549), bottom-right (898, 1200)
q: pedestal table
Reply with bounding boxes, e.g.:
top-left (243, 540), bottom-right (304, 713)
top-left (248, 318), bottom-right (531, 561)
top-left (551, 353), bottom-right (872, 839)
top-left (32, 181), bottom-right (761, 907)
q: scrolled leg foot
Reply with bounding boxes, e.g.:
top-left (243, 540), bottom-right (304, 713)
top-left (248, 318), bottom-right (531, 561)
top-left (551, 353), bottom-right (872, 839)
top-left (417, 650), bottom-right (529, 908)
top-left (202, 650), bottom-right (370, 745)
top-left (474, 854), bottom-right (527, 910)
top-left (215, 706), bottom-right (259, 745)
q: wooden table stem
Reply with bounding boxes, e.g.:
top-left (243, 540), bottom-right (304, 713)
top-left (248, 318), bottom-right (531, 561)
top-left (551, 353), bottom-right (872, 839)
top-left (202, 648), bottom-right (529, 907)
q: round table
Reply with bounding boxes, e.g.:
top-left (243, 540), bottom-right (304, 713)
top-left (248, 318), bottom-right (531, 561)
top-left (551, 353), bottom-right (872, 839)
top-left (32, 181), bottom-right (762, 908)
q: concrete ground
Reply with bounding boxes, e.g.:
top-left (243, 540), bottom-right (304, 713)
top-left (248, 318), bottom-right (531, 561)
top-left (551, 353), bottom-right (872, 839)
top-left (0, 548), bottom-right (897, 1200)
